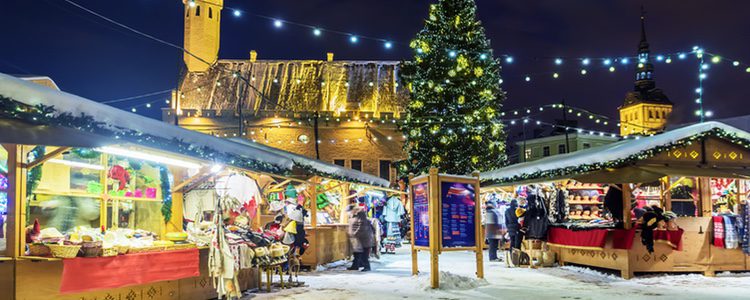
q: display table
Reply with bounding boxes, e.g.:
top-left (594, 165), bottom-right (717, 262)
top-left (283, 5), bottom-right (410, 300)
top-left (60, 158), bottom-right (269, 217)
top-left (300, 224), bottom-right (351, 267)
top-left (550, 217), bottom-right (747, 279)
top-left (60, 249), bottom-right (199, 294)
top-left (14, 248), bottom-right (259, 299)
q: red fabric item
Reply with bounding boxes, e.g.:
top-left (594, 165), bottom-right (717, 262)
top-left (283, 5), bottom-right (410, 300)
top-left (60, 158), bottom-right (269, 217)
top-left (713, 216), bottom-right (725, 248)
top-left (611, 228), bottom-right (637, 250)
top-left (547, 227), bottom-right (608, 249)
top-left (60, 249), bottom-right (199, 294)
top-left (653, 229), bottom-right (684, 251)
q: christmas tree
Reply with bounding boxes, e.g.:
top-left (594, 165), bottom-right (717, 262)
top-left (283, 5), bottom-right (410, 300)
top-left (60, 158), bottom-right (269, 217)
top-left (399, 0), bottom-right (507, 176)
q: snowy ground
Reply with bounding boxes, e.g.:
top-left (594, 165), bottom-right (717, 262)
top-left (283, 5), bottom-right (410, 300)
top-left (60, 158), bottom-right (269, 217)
top-left (243, 245), bottom-right (750, 300)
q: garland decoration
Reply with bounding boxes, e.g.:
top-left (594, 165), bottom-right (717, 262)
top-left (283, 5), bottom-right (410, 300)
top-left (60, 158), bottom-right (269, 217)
top-left (0, 95), bottom-right (384, 187)
top-left (481, 128), bottom-right (750, 185)
top-left (159, 165), bottom-right (172, 223)
top-left (71, 148), bottom-right (101, 160)
top-left (26, 145), bottom-right (45, 198)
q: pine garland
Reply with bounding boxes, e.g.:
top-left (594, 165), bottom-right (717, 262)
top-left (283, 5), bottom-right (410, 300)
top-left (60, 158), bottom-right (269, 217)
top-left (482, 128), bottom-right (750, 185)
top-left (26, 146), bottom-right (45, 198)
top-left (159, 165), bottom-right (172, 223)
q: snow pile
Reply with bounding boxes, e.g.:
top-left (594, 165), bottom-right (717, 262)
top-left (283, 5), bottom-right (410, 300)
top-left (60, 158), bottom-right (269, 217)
top-left (315, 259), bottom-right (351, 272)
top-left (558, 265), bottom-right (624, 282)
top-left (420, 271), bottom-right (489, 291)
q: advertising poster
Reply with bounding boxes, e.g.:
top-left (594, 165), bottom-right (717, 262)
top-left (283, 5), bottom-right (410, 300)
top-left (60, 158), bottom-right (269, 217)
top-left (440, 181), bottom-right (476, 248)
top-left (412, 182), bottom-right (430, 247)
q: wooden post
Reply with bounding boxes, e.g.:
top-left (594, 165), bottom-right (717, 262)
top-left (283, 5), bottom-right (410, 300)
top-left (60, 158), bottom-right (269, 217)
top-left (17, 146), bottom-right (29, 257)
top-left (699, 177), bottom-right (713, 217)
top-left (310, 177), bottom-right (320, 228)
top-left (661, 176), bottom-right (672, 211)
top-left (408, 173), bottom-right (418, 276)
top-left (4, 144), bottom-right (21, 258)
top-left (428, 168), bottom-right (440, 289)
top-left (622, 184), bottom-right (633, 230)
top-left (472, 171), bottom-right (484, 279)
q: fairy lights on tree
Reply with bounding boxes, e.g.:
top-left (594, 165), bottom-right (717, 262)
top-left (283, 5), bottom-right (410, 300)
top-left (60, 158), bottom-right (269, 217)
top-left (400, 0), bottom-right (507, 176)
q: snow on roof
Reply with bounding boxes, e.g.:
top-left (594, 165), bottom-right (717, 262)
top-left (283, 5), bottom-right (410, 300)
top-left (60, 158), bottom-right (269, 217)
top-left (230, 138), bottom-right (390, 187)
top-left (0, 72), bottom-right (295, 172)
top-left (481, 121), bottom-right (750, 184)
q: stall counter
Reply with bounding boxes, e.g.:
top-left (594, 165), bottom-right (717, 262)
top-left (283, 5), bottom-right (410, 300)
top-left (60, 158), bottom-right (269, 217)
top-left (300, 224), bottom-right (351, 268)
top-left (551, 217), bottom-right (749, 278)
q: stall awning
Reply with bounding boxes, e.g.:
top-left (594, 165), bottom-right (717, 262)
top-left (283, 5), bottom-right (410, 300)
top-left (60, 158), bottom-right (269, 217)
top-left (0, 73), bottom-right (295, 173)
top-left (230, 138), bottom-right (390, 187)
top-left (481, 121), bottom-right (750, 186)
top-left (0, 119), bottom-right (118, 148)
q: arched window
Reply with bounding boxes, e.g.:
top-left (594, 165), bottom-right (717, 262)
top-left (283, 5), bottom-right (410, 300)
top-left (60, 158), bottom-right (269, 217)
top-left (209, 7), bottom-right (213, 18)
top-left (649, 110), bottom-right (654, 119)
top-left (196, 6), bottom-right (201, 16)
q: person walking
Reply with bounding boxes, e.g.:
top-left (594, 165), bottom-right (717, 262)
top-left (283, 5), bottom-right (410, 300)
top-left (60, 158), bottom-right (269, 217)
top-left (348, 206), bottom-right (375, 271)
top-left (505, 199), bottom-right (522, 250)
top-left (484, 201), bottom-right (503, 261)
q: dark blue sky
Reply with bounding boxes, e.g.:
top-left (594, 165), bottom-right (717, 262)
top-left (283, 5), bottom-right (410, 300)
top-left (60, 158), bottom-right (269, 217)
top-left (2, 0), bottom-right (749, 135)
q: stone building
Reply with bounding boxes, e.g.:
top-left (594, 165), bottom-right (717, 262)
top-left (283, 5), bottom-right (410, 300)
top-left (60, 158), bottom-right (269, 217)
top-left (163, 0), bottom-right (408, 183)
top-left (618, 11), bottom-right (673, 136)
top-left (516, 133), bottom-right (618, 162)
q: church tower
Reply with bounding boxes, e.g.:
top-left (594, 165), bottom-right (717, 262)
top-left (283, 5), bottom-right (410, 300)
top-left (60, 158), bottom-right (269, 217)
top-left (618, 8), bottom-right (673, 136)
top-left (183, 0), bottom-right (223, 73)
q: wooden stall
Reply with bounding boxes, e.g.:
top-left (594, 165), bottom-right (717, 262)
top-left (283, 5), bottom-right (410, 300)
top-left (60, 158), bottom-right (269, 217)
top-left (480, 122), bottom-right (750, 278)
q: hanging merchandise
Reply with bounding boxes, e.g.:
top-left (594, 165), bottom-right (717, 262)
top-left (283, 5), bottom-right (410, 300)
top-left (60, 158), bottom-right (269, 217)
top-left (285, 184), bottom-right (298, 200)
top-left (723, 215), bottom-right (739, 249)
top-left (382, 196), bottom-right (405, 224)
top-left (524, 186), bottom-right (549, 240)
top-left (640, 208), bottom-right (664, 253)
top-left (740, 201), bottom-right (750, 255)
top-left (713, 216), bottom-right (726, 248)
top-left (547, 188), bottom-right (569, 224)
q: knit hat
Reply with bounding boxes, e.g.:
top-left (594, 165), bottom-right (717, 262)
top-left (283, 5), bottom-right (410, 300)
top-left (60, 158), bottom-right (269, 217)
top-left (515, 207), bottom-right (526, 218)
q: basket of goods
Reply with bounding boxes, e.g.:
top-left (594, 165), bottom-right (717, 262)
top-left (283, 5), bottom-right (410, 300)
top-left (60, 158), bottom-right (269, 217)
top-left (102, 247), bottom-right (118, 257)
top-left (80, 240), bottom-right (103, 257)
top-left (165, 232), bottom-right (188, 242)
top-left (28, 243), bottom-right (51, 257)
top-left (49, 243), bottom-right (82, 259)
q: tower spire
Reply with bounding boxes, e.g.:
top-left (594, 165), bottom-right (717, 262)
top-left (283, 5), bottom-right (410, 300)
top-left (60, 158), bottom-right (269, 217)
top-left (639, 6), bottom-right (649, 53)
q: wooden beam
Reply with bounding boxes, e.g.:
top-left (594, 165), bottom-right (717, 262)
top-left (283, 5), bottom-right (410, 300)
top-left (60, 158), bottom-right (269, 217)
top-left (22, 146), bottom-right (70, 169)
top-left (319, 182), bottom-right (346, 194)
top-left (622, 184), bottom-right (633, 230)
top-left (268, 179), bottom-right (292, 192)
top-left (173, 167), bottom-right (210, 192)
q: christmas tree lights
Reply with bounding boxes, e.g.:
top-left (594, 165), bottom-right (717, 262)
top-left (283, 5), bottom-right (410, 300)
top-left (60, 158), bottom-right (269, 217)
top-left (400, 0), bottom-right (507, 176)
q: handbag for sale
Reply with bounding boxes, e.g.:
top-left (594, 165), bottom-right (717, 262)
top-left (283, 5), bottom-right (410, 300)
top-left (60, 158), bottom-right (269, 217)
top-left (284, 221), bottom-right (298, 234)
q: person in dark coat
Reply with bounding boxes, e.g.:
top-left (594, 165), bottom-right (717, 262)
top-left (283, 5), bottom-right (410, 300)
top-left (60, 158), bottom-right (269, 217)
top-left (505, 199), bottom-right (522, 250)
top-left (348, 207), bottom-right (375, 271)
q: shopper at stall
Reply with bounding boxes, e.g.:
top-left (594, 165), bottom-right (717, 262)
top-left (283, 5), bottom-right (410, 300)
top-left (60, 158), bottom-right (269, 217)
top-left (348, 206), bottom-right (375, 271)
top-left (484, 200), bottom-right (503, 261)
top-left (505, 199), bottom-right (522, 250)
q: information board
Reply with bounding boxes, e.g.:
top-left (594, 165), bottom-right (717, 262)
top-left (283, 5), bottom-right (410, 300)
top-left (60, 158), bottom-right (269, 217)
top-left (412, 182), bottom-right (430, 247)
top-left (440, 181), bottom-right (476, 248)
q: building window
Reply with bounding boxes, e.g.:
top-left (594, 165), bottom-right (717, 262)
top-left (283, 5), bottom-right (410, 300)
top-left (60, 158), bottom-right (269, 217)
top-left (208, 7), bottom-right (213, 18)
top-left (351, 160), bottom-right (362, 172)
top-left (379, 160), bottom-right (392, 182)
top-left (524, 148), bottom-right (532, 160)
top-left (558, 144), bottom-right (566, 154)
top-left (649, 110), bottom-right (654, 119)
top-left (543, 146), bottom-right (550, 157)
top-left (583, 143), bottom-right (591, 149)
top-left (333, 159), bottom-right (345, 167)
top-left (195, 6), bottom-right (200, 16)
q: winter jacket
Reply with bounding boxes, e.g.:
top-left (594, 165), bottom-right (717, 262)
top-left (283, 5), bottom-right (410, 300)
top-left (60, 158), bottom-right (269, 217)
top-left (525, 194), bottom-right (549, 240)
top-left (349, 210), bottom-right (375, 252)
top-left (505, 202), bottom-right (520, 233)
top-left (484, 207), bottom-right (504, 239)
top-left (382, 197), bottom-right (405, 223)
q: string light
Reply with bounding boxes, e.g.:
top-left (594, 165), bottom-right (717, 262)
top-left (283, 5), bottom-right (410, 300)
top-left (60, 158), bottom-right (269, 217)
top-left (273, 19), bottom-right (283, 28)
top-left (554, 58), bottom-right (563, 65)
top-left (581, 58), bottom-right (590, 65)
top-left (384, 41), bottom-right (393, 49)
top-left (233, 10), bottom-right (241, 17)
top-left (603, 59), bottom-right (612, 65)
top-left (313, 28), bottom-right (322, 36)
top-left (349, 35), bottom-right (359, 43)
top-left (505, 56), bottom-right (514, 63)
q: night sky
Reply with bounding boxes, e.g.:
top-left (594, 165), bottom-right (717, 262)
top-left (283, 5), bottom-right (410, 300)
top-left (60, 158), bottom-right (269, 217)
top-left (2, 0), bottom-right (749, 137)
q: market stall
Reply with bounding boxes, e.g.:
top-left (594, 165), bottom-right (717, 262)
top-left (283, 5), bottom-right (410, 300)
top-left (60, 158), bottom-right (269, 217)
top-left (481, 122), bottom-right (750, 279)
top-left (0, 73), bottom-right (311, 299)
top-left (229, 139), bottom-right (404, 268)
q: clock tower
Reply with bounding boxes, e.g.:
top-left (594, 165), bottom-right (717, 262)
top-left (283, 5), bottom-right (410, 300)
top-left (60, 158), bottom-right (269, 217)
top-left (619, 9), bottom-right (673, 136)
